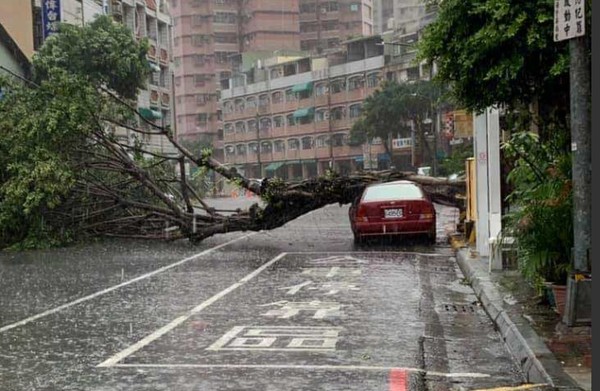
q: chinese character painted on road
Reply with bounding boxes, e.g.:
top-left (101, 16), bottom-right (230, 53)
top-left (259, 300), bottom-right (345, 319)
top-left (301, 266), bottom-right (362, 278)
top-left (278, 280), bottom-right (360, 295)
top-left (206, 326), bottom-right (343, 351)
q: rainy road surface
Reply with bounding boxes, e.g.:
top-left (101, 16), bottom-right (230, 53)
top-left (0, 198), bottom-right (526, 390)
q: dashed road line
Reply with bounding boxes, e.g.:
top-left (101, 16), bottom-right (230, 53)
top-left (0, 233), bottom-right (256, 334)
top-left (97, 252), bottom-right (288, 368)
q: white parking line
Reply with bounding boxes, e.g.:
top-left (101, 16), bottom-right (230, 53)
top-left (0, 233), bottom-right (256, 334)
top-left (97, 252), bottom-right (288, 368)
top-left (107, 363), bottom-right (491, 378)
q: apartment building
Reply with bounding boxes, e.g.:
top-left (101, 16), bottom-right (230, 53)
top-left (373, 0), bottom-right (436, 36)
top-left (219, 37), bottom-right (390, 180)
top-left (169, 0), bottom-right (300, 155)
top-left (298, 0), bottom-right (373, 53)
top-left (0, 1), bottom-right (35, 59)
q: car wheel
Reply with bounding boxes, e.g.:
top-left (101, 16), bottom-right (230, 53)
top-left (353, 232), bottom-right (363, 245)
top-left (426, 227), bottom-right (436, 245)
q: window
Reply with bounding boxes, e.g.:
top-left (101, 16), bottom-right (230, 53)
top-left (285, 89), bottom-right (296, 102)
top-left (315, 109), bottom-right (329, 122)
top-left (348, 76), bottom-right (364, 91)
top-left (407, 67), bottom-right (420, 81)
top-left (331, 106), bottom-right (345, 120)
top-left (235, 121), bottom-right (246, 133)
top-left (330, 79), bottom-right (346, 93)
top-left (214, 12), bottom-right (236, 24)
top-left (195, 75), bottom-right (206, 86)
top-left (261, 141), bottom-right (272, 153)
top-left (223, 101), bottom-right (233, 114)
top-left (316, 135), bottom-right (329, 148)
top-left (247, 119), bottom-right (257, 132)
top-left (236, 144), bottom-right (246, 155)
top-left (297, 89), bottom-right (311, 100)
top-left (225, 145), bottom-right (235, 155)
top-left (259, 118), bottom-right (271, 131)
top-left (301, 137), bottom-right (313, 150)
top-left (192, 15), bottom-right (203, 26)
top-left (349, 103), bottom-right (362, 118)
top-left (315, 83), bottom-right (328, 96)
top-left (288, 139), bottom-right (299, 150)
top-left (224, 123), bottom-right (234, 134)
top-left (248, 142), bottom-right (258, 155)
top-left (332, 133), bottom-right (345, 147)
top-left (273, 116), bottom-right (284, 128)
top-left (363, 183), bottom-right (424, 202)
top-left (367, 72), bottom-right (380, 88)
top-left (246, 97), bottom-right (257, 109)
top-left (272, 91), bottom-right (283, 103)
top-left (175, 76), bottom-right (181, 86)
top-left (215, 51), bottom-right (234, 64)
top-left (196, 113), bottom-right (208, 126)
top-left (259, 94), bottom-right (269, 107)
top-left (274, 140), bottom-right (285, 152)
top-left (286, 114), bottom-right (296, 126)
top-left (350, 3), bottom-right (360, 12)
top-left (214, 33), bottom-right (237, 44)
top-left (234, 99), bottom-right (245, 112)
top-left (196, 94), bottom-right (207, 105)
top-left (327, 38), bottom-right (340, 48)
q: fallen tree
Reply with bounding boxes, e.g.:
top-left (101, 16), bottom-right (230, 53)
top-left (0, 17), bottom-right (465, 249)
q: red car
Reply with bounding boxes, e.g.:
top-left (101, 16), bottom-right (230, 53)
top-left (349, 180), bottom-right (436, 244)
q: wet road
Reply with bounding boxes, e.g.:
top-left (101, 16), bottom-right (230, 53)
top-left (0, 198), bottom-right (525, 390)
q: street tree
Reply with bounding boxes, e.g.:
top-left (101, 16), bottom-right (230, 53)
top-left (349, 80), bottom-right (442, 165)
top-left (418, 0), bottom-right (573, 137)
top-left (0, 17), bottom-right (464, 250)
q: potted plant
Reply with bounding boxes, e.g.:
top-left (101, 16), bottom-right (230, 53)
top-left (501, 131), bottom-right (572, 315)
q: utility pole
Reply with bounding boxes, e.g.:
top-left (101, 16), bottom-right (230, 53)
top-left (553, 1), bottom-right (591, 326)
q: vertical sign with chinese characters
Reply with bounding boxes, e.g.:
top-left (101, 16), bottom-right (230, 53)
top-left (42, 0), bottom-right (62, 40)
top-left (554, 0), bottom-right (585, 41)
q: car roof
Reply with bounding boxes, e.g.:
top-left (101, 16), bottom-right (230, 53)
top-left (367, 180), bottom-right (417, 187)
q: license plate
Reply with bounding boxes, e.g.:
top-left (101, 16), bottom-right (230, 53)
top-left (384, 208), bottom-right (403, 218)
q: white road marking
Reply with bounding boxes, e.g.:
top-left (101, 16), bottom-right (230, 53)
top-left (0, 233), bottom-right (256, 334)
top-left (107, 363), bottom-right (492, 378)
top-left (97, 252), bottom-right (288, 368)
top-left (287, 251), bottom-right (448, 257)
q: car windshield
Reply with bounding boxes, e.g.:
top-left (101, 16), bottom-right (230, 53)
top-left (362, 183), bottom-right (423, 202)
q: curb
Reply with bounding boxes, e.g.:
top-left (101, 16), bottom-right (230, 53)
top-left (455, 249), bottom-right (583, 390)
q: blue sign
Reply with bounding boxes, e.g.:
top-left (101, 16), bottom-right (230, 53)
top-left (42, 0), bottom-right (62, 39)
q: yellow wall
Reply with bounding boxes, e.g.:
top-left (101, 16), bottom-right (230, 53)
top-left (0, 1), bottom-right (34, 58)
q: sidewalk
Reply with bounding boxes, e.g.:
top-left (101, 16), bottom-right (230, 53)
top-left (453, 245), bottom-right (591, 390)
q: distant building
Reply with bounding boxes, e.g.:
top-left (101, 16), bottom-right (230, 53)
top-left (298, 0), bottom-right (373, 54)
top-left (219, 36), bottom-right (389, 180)
top-left (373, 0), bottom-right (436, 36)
top-left (169, 0), bottom-right (301, 157)
top-left (0, 22), bottom-right (31, 79)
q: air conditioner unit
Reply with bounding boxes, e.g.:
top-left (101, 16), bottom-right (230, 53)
top-left (321, 8), bottom-right (327, 14)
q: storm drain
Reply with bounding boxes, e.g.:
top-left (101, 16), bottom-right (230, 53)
top-left (440, 303), bottom-right (477, 313)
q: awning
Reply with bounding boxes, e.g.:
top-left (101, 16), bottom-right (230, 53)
top-left (302, 159), bottom-right (317, 164)
top-left (378, 153), bottom-right (391, 161)
top-left (354, 156), bottom-right (364, 162)
top-left (265, 161), bottom-right (285, 171)
top-left (292, 82), bottom-right (313, 93)
top-left (293, 107), bottom-right (314, 119)
top-left (285, 160), bottom-right (301, 165)
top-left (139, 107), bottom-right (163, 120)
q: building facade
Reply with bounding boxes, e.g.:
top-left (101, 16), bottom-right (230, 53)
top-left (220, 37), bottom-right (389, 180)
top-left (373, 0), bottom-right (436, 36)
top-left (169, 0), bottom-right (300, 152)
top-left (0, 1), bottom-right (35, 59)
top-left (299, 0), bottom-right (373, 53)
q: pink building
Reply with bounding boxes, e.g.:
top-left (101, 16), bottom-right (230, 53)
top-left (299, 0), bottom-right (373, 53)
top-left (169, 0), bottom-right (300, 155)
